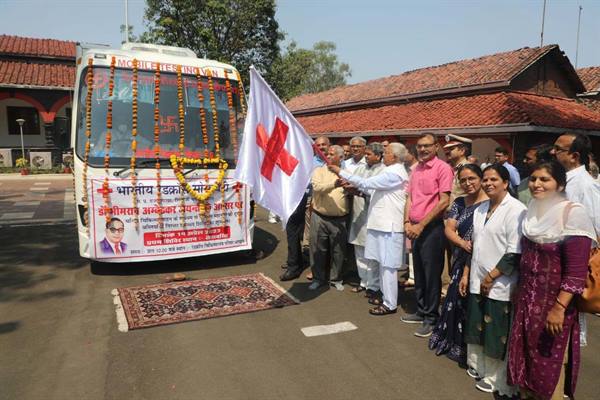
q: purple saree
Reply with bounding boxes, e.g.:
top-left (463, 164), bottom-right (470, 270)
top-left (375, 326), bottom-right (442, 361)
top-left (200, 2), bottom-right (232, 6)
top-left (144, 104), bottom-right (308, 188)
top-left (507, 236), bottom-right (591, 399)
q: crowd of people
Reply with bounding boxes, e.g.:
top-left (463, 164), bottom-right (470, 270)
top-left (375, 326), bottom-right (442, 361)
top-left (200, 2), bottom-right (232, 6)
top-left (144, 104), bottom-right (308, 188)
top-left (276, 131), bottom-right (600, 399)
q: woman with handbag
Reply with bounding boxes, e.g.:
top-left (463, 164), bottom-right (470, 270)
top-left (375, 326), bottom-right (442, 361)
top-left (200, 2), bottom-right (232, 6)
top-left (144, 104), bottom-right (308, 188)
top-left (507, 161), bottom-right (596, 400)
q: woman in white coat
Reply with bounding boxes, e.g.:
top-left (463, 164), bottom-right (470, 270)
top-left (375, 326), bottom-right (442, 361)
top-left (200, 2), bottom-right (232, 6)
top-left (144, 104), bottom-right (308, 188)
top-left (329, 142), bottom-right (409, 315)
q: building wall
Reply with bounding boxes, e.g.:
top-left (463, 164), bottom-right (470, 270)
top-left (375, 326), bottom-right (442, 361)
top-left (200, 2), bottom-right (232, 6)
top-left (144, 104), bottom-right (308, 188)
top-left (0, 98), bottom-right (47, 147)
top-left (511, 54), bottom-right (579, 98)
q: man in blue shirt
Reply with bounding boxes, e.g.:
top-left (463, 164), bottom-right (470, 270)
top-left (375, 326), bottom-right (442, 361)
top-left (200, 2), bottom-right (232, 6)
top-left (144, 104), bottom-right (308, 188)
top-left (494, 146), bottom-right (520, 194)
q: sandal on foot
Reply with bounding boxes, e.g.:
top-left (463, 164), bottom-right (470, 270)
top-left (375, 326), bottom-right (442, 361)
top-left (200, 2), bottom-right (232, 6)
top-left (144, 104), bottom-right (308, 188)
top-left (369, 305), bottom-right (397, 316)
top-left (368, 297), bottom-right (383, 306)
top-left (351, 286), bottom-right (366, 293)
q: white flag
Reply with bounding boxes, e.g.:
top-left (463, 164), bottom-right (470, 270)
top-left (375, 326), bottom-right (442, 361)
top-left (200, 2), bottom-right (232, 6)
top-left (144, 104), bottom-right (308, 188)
top-left (233, 67), bottom-right (315, 225)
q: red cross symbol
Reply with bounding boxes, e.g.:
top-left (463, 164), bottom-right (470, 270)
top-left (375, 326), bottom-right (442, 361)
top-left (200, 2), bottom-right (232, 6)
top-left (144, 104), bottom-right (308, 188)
top-left (96, 187), bottom-right (113, 194)
top-left (256, 117), bottom-right (299, 181)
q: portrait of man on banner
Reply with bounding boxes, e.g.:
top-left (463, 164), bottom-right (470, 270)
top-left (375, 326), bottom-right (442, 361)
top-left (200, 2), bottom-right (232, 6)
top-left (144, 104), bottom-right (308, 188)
top-left (99, 217), bottom-right (128, 255)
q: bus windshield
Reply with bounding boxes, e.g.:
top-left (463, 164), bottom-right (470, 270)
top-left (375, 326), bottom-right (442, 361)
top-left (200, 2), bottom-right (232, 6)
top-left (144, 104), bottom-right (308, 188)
top-left (75, 66), bottom-right (243, 168)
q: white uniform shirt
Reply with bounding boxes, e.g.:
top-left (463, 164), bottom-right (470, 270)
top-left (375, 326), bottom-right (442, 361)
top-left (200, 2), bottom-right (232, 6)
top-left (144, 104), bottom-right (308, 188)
top-left (470, 194), bottom-right (527, 301)
top-left (342, 156), bottom-right (366, 174)
top-left (565, 165), bottom-right (600, 241)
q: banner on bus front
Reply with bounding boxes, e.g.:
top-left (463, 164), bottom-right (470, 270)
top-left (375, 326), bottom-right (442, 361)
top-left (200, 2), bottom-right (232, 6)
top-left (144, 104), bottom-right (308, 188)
top-left (88, 177), bottom-right (251, 262)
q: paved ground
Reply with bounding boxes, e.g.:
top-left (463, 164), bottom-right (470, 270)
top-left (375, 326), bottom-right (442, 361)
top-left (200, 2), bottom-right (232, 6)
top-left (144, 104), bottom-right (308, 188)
top-left (1, 174), bottom-right (599, 400)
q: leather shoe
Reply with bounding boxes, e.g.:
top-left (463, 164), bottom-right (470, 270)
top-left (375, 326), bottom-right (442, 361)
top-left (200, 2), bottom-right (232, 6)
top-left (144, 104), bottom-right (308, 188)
top-left (279, 271), bottom-right (301, 281)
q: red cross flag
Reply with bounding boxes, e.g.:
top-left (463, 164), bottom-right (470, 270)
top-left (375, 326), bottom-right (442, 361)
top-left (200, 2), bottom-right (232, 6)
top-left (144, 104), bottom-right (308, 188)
top-left (233, 67), bottom-right (315, 225)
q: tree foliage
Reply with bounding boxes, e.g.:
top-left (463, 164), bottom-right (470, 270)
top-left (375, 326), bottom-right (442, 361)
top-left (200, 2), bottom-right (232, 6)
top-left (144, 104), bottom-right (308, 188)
top-left (270, 41), bottom-right (351, 101)
top-left (141, 0), bottom-right (282, 84)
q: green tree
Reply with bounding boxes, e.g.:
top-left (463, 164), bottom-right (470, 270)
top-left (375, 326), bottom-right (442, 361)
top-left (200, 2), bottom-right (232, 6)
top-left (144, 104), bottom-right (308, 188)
top-left (271, 40), bottom-right (351, 101)
top-left (141, 0), bottom-right (282, 84)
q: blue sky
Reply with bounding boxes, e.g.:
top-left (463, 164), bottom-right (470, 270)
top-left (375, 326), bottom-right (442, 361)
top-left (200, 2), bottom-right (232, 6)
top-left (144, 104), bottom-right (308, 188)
top-left (1, 0), bottom-right (598, 84)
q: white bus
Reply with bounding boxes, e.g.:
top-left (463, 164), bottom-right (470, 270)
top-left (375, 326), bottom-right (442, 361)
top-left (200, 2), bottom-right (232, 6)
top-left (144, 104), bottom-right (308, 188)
top-left (71, 43), bottom-right (253, 263)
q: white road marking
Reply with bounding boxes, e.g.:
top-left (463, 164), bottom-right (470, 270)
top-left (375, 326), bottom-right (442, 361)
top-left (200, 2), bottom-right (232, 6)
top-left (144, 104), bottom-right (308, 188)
top-left (301, 321), bottom-right (358, 337)
top-left (33, 182), bottom-right (51, 186)
top-left (30, 187), bottom-right (49, 192)
top-left (13, 201), bottom-right (41, 207)
top-left (63, 190), bottom-right (75, 219)
top-left (0, 212), bottom-right (35, 220)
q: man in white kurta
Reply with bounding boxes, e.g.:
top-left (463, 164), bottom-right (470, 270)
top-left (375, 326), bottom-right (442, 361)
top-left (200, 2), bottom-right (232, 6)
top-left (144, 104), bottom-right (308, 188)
top-left (346, 143), bottom-right (386, 294)
top-left (332, 143), bottom-right (409, 314)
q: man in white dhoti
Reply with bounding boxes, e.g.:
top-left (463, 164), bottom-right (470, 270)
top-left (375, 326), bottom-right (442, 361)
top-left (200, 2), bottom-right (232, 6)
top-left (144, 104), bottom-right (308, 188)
top-left (345, 143), bottom-right (386, 297)
top-left (329, 142), bottom-right (409, 315)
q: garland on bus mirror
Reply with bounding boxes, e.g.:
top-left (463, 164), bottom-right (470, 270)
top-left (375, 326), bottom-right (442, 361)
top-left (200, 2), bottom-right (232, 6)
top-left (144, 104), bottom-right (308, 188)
top-left (82, 58), bottom-right (94, 229)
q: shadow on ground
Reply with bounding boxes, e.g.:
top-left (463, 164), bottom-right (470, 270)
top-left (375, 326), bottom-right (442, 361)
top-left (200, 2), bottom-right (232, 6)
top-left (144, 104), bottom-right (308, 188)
top-left (0, 224), bottom-right (84, 303)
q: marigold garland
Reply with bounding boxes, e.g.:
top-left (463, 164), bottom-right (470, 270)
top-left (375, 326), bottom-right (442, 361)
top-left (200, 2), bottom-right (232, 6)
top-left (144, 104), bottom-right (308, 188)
top-left (206, 70), bottom-right (220, 159)
top-left (235, 70), bottom-right (247, 115)
top-left (103, 56), bottom-right (116, 223)
top-left (176, 65), bottom-right (187, 225)
top-left (195, 68), bottom-right (209, 156)
top-left (153, 62), bottom-right (164, 231)
top-left (224, 71), bottom-right (238, 162)
top-left (130, 59), bottom-right (140, 231)
top-left (170, 155), bottom-right (228, 203)
top-left (82, 58), bottom-right (94, 229)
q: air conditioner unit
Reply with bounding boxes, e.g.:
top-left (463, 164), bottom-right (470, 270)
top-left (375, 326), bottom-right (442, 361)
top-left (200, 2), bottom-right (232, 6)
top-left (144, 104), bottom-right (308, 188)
top-left (0, 149), bottom-right (12, 167)
top-left (30, 151), bottom-right (52, 170)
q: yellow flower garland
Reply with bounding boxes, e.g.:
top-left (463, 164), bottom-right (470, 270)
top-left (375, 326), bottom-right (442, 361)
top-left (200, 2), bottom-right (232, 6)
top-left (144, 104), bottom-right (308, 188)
top-left (224, 71), bottom-right (238, 161)
top-left (170, 155), bottom-right (228, 202)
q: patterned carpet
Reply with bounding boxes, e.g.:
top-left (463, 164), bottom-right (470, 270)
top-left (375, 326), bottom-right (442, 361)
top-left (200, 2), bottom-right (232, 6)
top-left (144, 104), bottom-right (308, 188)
top-left (112, 273), bottom-right (299, 331)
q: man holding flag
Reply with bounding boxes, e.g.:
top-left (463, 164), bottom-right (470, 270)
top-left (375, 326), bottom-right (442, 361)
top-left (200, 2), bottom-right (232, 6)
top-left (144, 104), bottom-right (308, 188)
top-left (233, 67), bottom-right (322, 281)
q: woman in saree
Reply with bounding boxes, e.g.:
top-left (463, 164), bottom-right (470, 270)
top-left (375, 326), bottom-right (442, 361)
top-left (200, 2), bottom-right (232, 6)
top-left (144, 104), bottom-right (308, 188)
top-left (429, 164), bottom-right (487, 365)
top-left (508, 161), bottom-right (596, 400)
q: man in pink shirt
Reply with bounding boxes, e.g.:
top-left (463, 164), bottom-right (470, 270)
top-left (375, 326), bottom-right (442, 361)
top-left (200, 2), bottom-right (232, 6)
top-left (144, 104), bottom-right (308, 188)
top-left (402, 133), bottom-right (453, 338)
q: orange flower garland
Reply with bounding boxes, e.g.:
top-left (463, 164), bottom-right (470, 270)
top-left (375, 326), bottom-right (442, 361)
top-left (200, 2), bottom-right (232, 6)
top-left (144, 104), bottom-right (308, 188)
top-left (176, 65), bottom-right (186, 226)
top-left (130, 59), bottom-right (140, 230)
top-left (195, 68), bottom-right (209, 156)
top-left (153, 62), bottom-right (163, 231)
top-left (224, 71), bottom-right (238, 161)
top-left (206, 70), bottom-right (220, 159)
top-left (103, 56), bottom-right (116, 223)
top-left (235, 70), bottom-right (247, 115)
top-left (82, 58), bottom-right (94, 228)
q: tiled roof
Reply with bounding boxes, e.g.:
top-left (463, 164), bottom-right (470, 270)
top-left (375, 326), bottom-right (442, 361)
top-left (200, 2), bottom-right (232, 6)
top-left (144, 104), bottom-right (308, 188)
top-left (288, 45), bottom-right (557, 112)
top-left (296, 92), bottom-right (600, 134)
top-left (577, 66), bottom-right (600, 92)
top-left (0, 35), bottom-right (76, 59)
top-left (0, 60), bottom-right (75, 89)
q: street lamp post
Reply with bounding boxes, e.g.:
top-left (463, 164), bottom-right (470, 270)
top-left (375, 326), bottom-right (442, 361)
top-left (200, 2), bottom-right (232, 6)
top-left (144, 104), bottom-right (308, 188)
top-left (16, 118), bottom-right (26, 162)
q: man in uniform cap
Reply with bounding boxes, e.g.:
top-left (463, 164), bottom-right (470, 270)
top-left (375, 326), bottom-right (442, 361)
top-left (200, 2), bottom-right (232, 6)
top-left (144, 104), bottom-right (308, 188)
top-left (443, 134), bottom-right (473, 201)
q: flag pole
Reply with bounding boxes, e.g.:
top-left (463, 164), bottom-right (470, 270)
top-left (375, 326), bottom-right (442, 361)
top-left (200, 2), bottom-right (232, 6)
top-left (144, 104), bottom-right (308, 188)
top-left (312, 143), bottom-right (331, 166)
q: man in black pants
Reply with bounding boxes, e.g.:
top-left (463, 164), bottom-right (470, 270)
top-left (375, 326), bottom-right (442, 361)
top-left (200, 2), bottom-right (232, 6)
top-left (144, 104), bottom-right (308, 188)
top-left (279, 192), bottom-right (309, 281)
top-left (280, 136), bottom-right (330, 281)
top-left (402, 133), bottom-right (453, 338)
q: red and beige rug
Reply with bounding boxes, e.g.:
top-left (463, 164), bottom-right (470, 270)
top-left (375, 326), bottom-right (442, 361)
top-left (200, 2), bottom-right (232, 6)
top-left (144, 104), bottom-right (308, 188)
top-left (112, 273), bottom-right (299, 331)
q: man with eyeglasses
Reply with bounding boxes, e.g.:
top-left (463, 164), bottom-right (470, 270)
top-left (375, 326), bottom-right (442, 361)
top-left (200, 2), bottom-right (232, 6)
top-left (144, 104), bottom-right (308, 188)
top-left (402, 133), bottom-right (454, 337)
top-left (552, 132), bottom-right (600, 327)
top-left (342, 136), bottom-right (367, 174)
top-left (99, 217), bottom-right (127, 255)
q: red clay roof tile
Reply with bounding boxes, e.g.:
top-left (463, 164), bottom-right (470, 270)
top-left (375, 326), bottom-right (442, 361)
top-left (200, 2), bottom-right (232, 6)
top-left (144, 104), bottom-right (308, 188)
top-left (287, 45), bottom-right (557, 112)
top-left (0, 60), bottom-right (75, 88)
top-left (296, 92), bottom-right (600, 134)
top-left (577, 67), bottom-right (600, 92)
top-left (0, 35), bottom-right (76, 59)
